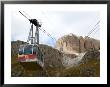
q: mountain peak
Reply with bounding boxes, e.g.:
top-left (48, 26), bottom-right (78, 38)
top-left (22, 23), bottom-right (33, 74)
top-left (56, 34), bottom-right (100, 54)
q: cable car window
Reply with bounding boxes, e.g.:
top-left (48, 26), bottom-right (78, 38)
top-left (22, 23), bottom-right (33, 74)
top-left (24, 45), bottom-right (32, 54)
top-left (19, 49), bottom-right (23, 55)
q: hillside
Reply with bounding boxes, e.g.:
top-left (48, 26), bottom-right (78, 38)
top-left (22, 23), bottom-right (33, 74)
top-left (11, 41), bottom-right (64, 76)
top-left (11, 39), bottom-right (100, 77)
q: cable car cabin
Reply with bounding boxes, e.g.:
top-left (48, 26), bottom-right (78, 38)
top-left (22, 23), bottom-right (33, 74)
top-left (17, 44), bottom-right (38, 62)
top-left (17, 44), bottom-right (44, 67)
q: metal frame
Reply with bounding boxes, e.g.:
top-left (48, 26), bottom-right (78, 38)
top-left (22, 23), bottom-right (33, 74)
top-left (0, 0), bottom-right (109, 85)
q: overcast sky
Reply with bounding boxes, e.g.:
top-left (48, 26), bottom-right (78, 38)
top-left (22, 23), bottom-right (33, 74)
top-left (11, 5), bottom-right (100, 47)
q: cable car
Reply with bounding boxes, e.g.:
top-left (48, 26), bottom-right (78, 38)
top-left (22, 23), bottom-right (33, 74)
top-left (17, 44), bottom-right (44, 67)
top-left (17, 11), bottom-right (44, 67)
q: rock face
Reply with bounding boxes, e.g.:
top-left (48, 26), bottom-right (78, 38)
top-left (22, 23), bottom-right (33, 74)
top-left (79, 36), bottom-right (86, 52)
top-left (56, 34), bottom-right (80, 54)
top-left (84, 36), bottom-right (100, 51)
top-left (56, 34), bottom-right (100, 54)
top-left (38, 44), bottom-right (64, 69)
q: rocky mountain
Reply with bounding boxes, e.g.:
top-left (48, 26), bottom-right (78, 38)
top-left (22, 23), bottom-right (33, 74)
top-left (11, 34), bottom-right (100, 77)
top-left (56, 33), bottom-right (100, 54)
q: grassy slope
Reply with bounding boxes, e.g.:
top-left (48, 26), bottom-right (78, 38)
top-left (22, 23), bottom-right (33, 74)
top-left (61, 58), bottom-right (100, 77)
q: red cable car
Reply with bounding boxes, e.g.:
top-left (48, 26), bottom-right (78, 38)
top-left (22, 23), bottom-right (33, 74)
top-left (17, 44), bottom-right (44, 67)
top-left (17, 11), bottom-right (44, 67)
top-left (18, 44), bottom-right (37, 62)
